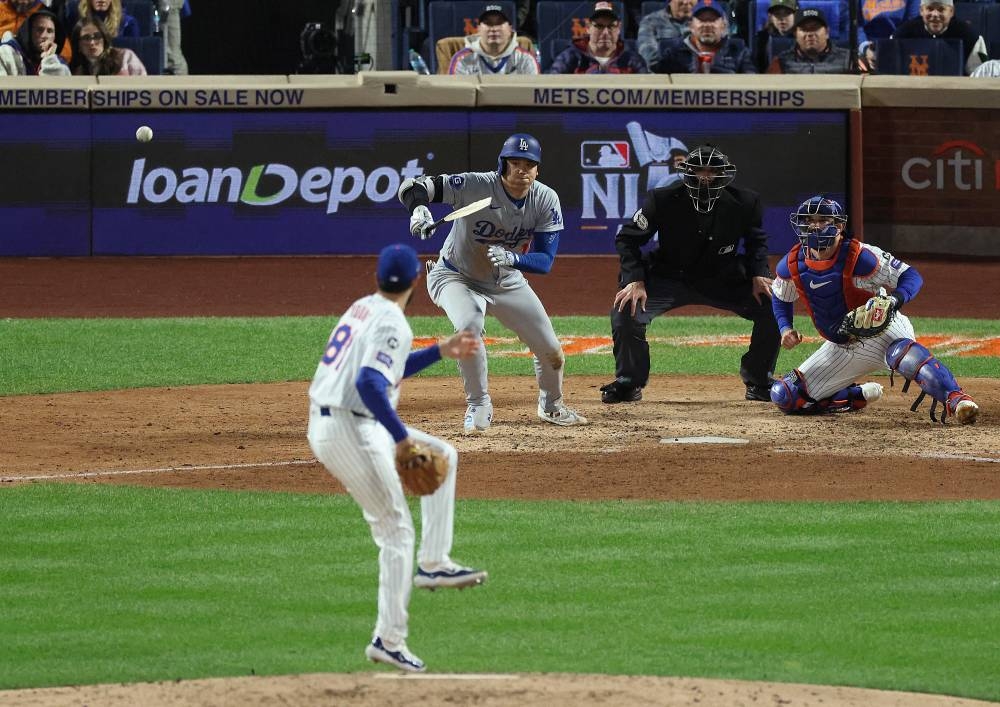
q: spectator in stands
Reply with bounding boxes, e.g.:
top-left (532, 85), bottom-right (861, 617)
top-left (971, 59), bottom-right (1000, 77)
top-left (754, 0), bottom-right (796, 72)
top-left (0, 0), bottom-right (71, 60)
top-left (517, 0), bottom-right (536, 40)
top-left (637, 0), bottom-right (694, 67)
top-left (448, 3), bottom-right (539, 74)
top-left (67, 0), bottom-right (138, 38)
top-left (892, 0), bottom-right (986, 75)
top-left (158, 0), bottom-right (188, 74)
top-left (548, 1), bottom-right (648, 73)
top-left (70, 15), bottom-right (145, 74)
top-left (857, 0), bottom-right (920, 61)
top-left (0, 7), bottom-right (69, 74)
top-left (651, 0), bottom-right (754, 73)
top-left (767, 7), bottom-right (851, 73)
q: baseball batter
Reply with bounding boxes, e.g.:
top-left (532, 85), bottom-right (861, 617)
top-left (397, 132), bottom-right (588, 434)
top-left (307, 244), bottom-right (487, 674)
top-left (769, 196), bottom-right (979, 424)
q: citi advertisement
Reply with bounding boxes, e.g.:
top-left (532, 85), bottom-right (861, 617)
top-left (900, 140), bottom-right (1000, 192)
top-left (8, 109), bottom-right (848, 256)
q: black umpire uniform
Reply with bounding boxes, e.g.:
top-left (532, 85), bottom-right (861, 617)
top-left (603, 180), bottom-right (781, 402)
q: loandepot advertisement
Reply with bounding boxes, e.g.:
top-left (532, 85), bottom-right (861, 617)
top-left (1, 109), bottom-right (847, 256)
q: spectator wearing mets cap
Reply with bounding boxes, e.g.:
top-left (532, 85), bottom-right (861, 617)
top-left (767, 8), bottom-right (851, 73)
top-left (448, 3), bottom-right (540, 74)
top-left (892, 0), bottom-right (987, 75)
top-left (651, 0), bottom-right (755, 73)
top-left (548, 2), bottom-right (649, 73)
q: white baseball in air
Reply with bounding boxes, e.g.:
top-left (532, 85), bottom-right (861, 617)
top-left (135, 126), bottom-right (154, 143)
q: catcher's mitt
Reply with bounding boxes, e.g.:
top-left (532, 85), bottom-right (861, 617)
top-left (395, 441), bottom-right (448, 496)
top-left (838, 288), bottom-right (899, 340)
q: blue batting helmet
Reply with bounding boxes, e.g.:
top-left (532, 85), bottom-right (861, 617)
top-left (790, 196), bottom-right (847, 252)
top-left (497, 133), bottom-right (542, 176)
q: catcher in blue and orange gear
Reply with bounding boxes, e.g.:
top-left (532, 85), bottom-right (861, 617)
top-left (768, 196), bottom-right (979, 424)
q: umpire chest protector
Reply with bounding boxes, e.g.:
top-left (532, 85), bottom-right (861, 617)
top-left (644, 183), bottom-right (758, 279)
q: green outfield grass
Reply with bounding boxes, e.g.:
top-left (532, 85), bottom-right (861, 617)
top-left (1, 484), bottom-right (999, 699)
top-left (1, 315), bottom-right (996, 395)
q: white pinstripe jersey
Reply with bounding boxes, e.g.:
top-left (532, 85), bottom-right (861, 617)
top-left (308, 293), bottom-right (411, 412)
top-left (437, 171), bottom-right (563, 288)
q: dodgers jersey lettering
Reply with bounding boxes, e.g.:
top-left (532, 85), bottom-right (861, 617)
top-left (771, 241), bottom-right (910, 343)
top-left (309, 293), bottom-right (411, 413)
top-left (438, 171), bottom-right (563, 286)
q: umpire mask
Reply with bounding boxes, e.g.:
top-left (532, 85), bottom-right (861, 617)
top-left (680, 145), bottom-right (736, 213)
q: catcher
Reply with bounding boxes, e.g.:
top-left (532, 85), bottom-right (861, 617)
top-left (307, 244), bottom-right (488, 674)
top-left (768, 196), bottom-right (978, 424)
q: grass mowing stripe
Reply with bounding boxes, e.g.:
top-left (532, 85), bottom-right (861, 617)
top-left (1, 485), bottom-right (998, 700)
top-left (2, 315), bottom-right (997, 395)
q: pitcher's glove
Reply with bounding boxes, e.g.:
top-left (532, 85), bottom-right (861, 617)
top-left (838, 287), bottom-right (900, 340)
top-left (395, 441), bottom-right (448, 496)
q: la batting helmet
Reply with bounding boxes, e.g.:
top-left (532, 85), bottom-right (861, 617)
top-left (679, 144), bottom-right (736, 213)
top-left (497, 133), bottom-right (542, 176)
top-left (790, 196), bottom-right (847, 252)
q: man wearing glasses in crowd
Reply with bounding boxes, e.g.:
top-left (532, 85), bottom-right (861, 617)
top-left (548, 1), bottom-right (648, 73)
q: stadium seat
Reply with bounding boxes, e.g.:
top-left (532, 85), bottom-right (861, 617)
top-left (875, 37), bottom-right (964, 75)
top-left (763, 34), bottom-right (795, 67)
top-left (122, 0), bottom-right (156, 36)
top-left (114, 35), bottom-right (164, 74)
top-left (426, 0), bottom-right (518, 72)
top-left (954, 1), bottom-right (986, 37)
top-left (984, 3), bottom-right (1000, 59)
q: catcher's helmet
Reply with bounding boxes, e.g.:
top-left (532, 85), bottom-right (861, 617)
top-left (790, 196), bottom-right (847, 252)
top-left (497, 133), bottom-right (542, 176)
top-left (679, 145), bottom-right (736, 213)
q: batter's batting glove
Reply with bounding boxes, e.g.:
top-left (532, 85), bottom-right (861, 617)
top-left (409, 206), bottom-right (436, 240)
top-left (487, 245), bottom-right (518, 268)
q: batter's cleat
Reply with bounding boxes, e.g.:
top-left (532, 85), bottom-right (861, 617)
top-left (861, 382), bottom-right (884, 402)
top-left (745, 383), bottom-right (773, 402)
top-left (600, 380), bottom-right (642, 404)
top-left (365, 636), bottom-right (426, 673)
top-left (538, 402), bottom-right (589, 426)
top-left (950, 394), bottom-right (979, 425)
top-left (463, 403), bottom-right (492, 435)
top-left (414, 562), bottom-right (488, 590)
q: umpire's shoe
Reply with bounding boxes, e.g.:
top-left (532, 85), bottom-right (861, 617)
top-left (601, 380), bottom-right (642, 404)
top-left (414, 561), bottom-right (488, 590)
top-left (745, 382), bottom-right (773, 402)
top-left (365, 637), bottom-right (426, 672)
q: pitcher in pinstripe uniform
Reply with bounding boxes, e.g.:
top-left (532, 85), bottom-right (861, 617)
top-left (307, 244), bottom-right (488, 673)
top-left (769, 196), bottom-right (978, 424)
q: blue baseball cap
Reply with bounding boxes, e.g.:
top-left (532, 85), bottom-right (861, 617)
top-left (376, 244), bottom-right (421, 292)
top-left (692, 0), bottom-right (725, 18)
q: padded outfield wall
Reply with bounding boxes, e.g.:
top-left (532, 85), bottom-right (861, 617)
top-left (0, 73), bottom-right (996, 257)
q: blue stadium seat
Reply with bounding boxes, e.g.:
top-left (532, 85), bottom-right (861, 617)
top-left (764, 34), bottom-right (795, 66)
top-left (122, 0), bottom-right (156, 36)
top-left (427, 0), bottom-right (518, 72)
top-left (985, 3), bottom-right (1000, 59)
top-left (954, 1), bottom-right (987, 37)
top-left (114, 35), bottom-right (164, 74)
top-left (535, 1), bottom-right (628, 46)
top-left (875, 37), bottom-right (964, 75)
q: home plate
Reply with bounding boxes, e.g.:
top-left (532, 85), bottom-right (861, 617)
top-left (660, 436), bottom-right (749, 444)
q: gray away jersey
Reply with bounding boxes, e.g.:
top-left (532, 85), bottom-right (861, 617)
top-left (438, 171), bottom-right (562, 287)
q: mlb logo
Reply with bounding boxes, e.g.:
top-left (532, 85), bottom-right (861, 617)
top-left (580, 141), bottom-right (630, 169)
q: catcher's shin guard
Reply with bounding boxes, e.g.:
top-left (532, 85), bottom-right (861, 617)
top-left (886, 338), bottom-right (968, 423)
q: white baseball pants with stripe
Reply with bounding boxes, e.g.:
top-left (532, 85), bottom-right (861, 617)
top-left (796, 313), bottom-right (916, 400)
top-left (307, 406), bottom-right (458, 646)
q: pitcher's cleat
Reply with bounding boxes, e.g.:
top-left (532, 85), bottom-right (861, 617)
top-left (365, 637), bottom-right (426, 672)
top-left (414, 562), bottom-right (488, 590)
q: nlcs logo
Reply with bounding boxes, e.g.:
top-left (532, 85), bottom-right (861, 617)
top-left (901, 140), bottom-right (999, 191)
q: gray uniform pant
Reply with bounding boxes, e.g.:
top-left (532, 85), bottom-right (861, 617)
top-left (427, 262), bottom-right (565, 411)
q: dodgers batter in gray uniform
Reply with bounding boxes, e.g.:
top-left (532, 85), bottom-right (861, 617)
top-left (307, 244), bottom-right (487, 673)
top-left (397, 133), bottom-right (588, 434)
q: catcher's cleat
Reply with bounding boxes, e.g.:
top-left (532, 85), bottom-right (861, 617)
top-left (538, 402), bottom-right (589, 426)
top-left (600, 380), bottom-right (642, 404)
top-left (745, 383), bottom-right (772, 402)
top-left (414, 562), bottom-right (488, 590)
top-left (463, 403), bottom-right (492, 435)
top-left (952, 396), bottom-right (979, 425)
top-left (861, 382), bottom-right (884, 402)
top-left (365, 637), bottom-right (426, 672)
